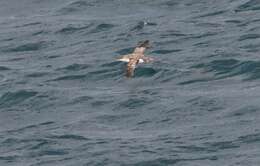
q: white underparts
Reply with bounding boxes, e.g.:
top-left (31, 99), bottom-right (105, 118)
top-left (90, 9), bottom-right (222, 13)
top-left (117, 58), bottom-right (144, 63)
top-left (138, 59), bottom-right (144, 63)
top-left (117, 58), bottom-right (130, 62)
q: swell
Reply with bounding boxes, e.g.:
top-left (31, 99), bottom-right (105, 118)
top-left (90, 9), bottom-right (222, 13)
top-left (235, 0), bottom-right (260, 12)
top-left (88, 23), bottom-right (115, 34)
top-left (56, 23), bottom-right (94, 35)
top-left (3, 41), bottom-right (49, 53)
top-left (0, 66), bottom-right (11, 71)
top-left (238, 34), bottom-right (260, 41)
top-left (3, 121), bottom-right (54, 134)
top-left (56, 63), bottom-right (91, 72)
top-left (57, 0), bottom-right (95, 14)
top-left (48, 134), bottom-right (89, 141)
top-left (50, 63), bottom-right (122, 83)
top-left (194, 10), bottom-right (226, 19)
top-left (179, 59), bottom-right (260, 85)
top-left (152, 49), bottom-right (182, 54)
top-left (0, 90), bottom-right (38, 108)
top-left (130, 21), bottom-right (157, 32)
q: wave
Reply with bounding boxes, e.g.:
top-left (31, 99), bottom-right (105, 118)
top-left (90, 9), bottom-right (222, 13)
top-left (50, 67), bottom-right (123, 83)
top-left (152, 49), bottom-right (182, 54)
top-left (57, 0), bottom-right (95, 14)
top-left (238, 34), bottom-right (260, 41)
top-left (134, 67), bottom-right (157, 77)
top-left (48, 134), bottom-right (89, 141)
top-left (130, 21), bottom-right (157, 32)
top-left (180, 59), bottom-right (260, 85)
top-left (57, 63), bottom-right (91, 72)
top-left (3, 41), bottom-right (49, 52)
top-left (117, 97), bottom-right (153, 110)
top-left (50, 74), bottom-right (87, 81)
top-left (0, 90), bottom-right (38, 108)
top-left (116, 47), bottom-right (134, 55)
top-left (56, 23), bottom-right (94, 35)
top-left (130, 156), bottom-right (218, 166)
top-left (235, 0), bottom-right (260, 12)
top-left (88, 23), bottom-right (115, 34)
top-left (237, 132), bottom-right (260, 144)
top-left (226, 106), bottom-right (258, 117)
top-left (194, 10), bottom-right (226, 18)
top-left (0, 66), bottom-right (11, 71)
top-left (4, 121), bottom-right (54, 134)
top-left (25, 72), bottom-right (49, 78)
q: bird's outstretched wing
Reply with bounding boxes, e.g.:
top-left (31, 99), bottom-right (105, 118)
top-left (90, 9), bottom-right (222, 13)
top-left (137, 40), bottom-right (150, 48)
top-left (126, 58), bottom-right (137, 77)
top-left (133, 47), bottom-right (146, 54)
top-left (117, 54), bottom-right (132, 62)
top-left (133, 40), bottom-right (150, 54)
top-left (141, 56), bottom-right (154, 63)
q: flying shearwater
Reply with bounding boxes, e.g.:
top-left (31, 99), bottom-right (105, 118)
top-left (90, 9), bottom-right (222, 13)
top-left (117, 40), bottom-right (154, 77)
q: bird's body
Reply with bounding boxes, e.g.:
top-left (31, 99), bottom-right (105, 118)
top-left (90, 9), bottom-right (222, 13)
top-left (117, 40), bottom-right (153, 77)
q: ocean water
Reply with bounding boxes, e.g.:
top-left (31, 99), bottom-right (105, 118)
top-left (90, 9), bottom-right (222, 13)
top-left (1, 0), bottom-right (260, 165)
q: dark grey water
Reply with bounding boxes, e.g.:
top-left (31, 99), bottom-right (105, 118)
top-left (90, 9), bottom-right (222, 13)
top-left (1, 0), bottom-right (260, 165)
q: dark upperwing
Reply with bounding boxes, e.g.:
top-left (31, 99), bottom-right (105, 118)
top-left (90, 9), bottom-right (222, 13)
top-left (133, 40), bottom-right (150, 54)
top-left (126, 58), bottom-right (138, 77)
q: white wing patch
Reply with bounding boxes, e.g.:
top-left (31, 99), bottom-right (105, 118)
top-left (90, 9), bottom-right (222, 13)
top-left (138, 59), bottom-right (144, 63)
top-left (117, 57), bottom-right (130, 62)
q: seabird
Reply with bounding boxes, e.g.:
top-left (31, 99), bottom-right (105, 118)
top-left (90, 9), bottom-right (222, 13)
top-left (117, 40), bottom-right (154, 77)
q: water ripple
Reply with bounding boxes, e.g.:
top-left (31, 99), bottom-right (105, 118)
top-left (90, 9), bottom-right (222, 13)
top-left (48, 134), bottom-right (90, 141)
top-left (238, 132), bottom-right (260, 143)
top-left (0, 66), bottom-right (11, 71)
top-left (195, 10), bottom-right (226, 18)
top-left (152, 49), bottom-right (182, 54)
top-left (130, 21), bottom-right (157, 32)
top-left (238, 34), bottom-right (260, 41)
top-left (58, 0), bottom-right (95, 14)
top-left (57, 63), bottom-right (91, 72)
top-left (118, 97), bottom-right (153, 109)
top-left (50, 74), bottom-right (87, 81)
top-left (26, 72), bottom-right (49, 78)
top-left (134, 67), bottom-right (157, 77)
top-left (0, 90), bottom-right (38, 108)
top-left (89, 23), bottom-right (115, 34)
top-left (235, 0), bottom-right (260, 12)
top-left (1, 0), bottom-right (260, 165)
top-left (3, 41), bottom-right (49, 52)
top-left (56, 23), bottom-right (93, 34)
top-left (190, 59), bottom-right (260, 81)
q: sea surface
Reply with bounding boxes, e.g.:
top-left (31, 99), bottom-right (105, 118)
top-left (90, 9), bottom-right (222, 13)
top-left (1, 0), bottom-right (260, 165)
